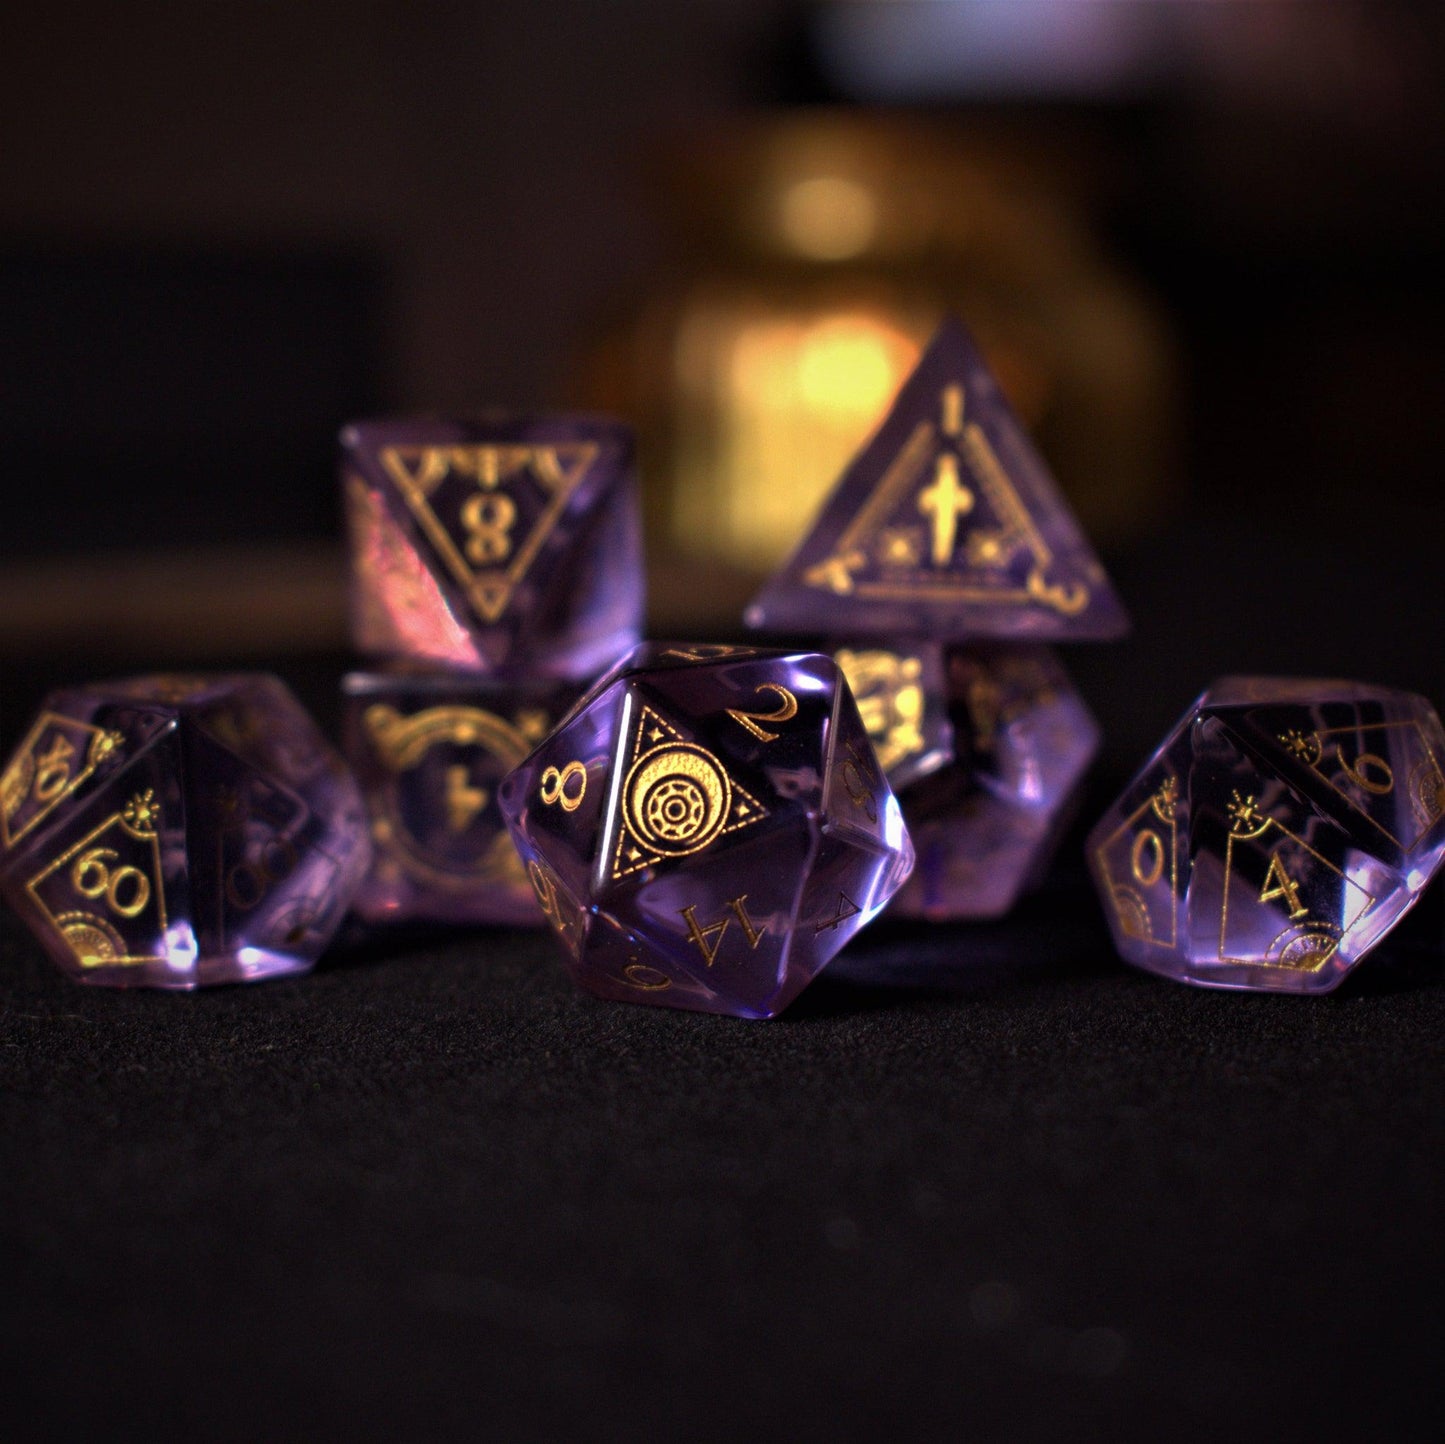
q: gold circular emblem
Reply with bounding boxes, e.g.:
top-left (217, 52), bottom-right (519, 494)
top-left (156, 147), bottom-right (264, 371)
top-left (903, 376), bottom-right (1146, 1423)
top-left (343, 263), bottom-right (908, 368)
top-left (55, 911), bottom-right (126, 966)
top-left (624, 744), bottom-right (731, 857)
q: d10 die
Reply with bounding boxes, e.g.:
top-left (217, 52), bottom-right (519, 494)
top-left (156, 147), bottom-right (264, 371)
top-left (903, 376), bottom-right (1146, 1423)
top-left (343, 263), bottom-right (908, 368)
top-left (837, 642), bottom-right (1099, 919)
top-left (342, 670), bottom-right (582, 925)
top-left (0, 674), bottom-right (369, 988)
top-left (1088, 677), bottom-right (1445, 993)
top-left (497, 644), bottom-right (914, 1018)
top-left (342, 415), bottom-right (643, 679)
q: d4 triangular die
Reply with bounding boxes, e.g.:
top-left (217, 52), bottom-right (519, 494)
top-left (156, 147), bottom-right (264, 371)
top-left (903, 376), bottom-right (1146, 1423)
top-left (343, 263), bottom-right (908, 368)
top-left (747, 316), bottom-right (1130, 642)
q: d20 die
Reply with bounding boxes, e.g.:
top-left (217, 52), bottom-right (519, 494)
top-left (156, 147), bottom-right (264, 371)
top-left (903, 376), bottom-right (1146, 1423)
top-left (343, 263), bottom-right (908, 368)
top-left (342, 670), bottom-right (582, 925)
top-left (1088, 677), bottom-right (1445, 993)
top-left (342, 415), bottom-right (643, 678)
top-left (0, 674), bottom-right (369, 989)
top-left (838, 642), bottom-right (1100, 919)
top-left (745, 315), bottom-right (1130, 643)
top-left (497, 644), bottom-right (914, 1018)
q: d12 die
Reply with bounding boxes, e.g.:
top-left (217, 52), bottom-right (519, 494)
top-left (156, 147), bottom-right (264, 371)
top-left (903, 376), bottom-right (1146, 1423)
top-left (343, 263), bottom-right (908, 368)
top-left (497, 644), bottom-right (914, 1018)
top-left (342, 670), bottom-right (582, 925)
top-left (0, 674), bottom-right (369, 989)
top-left (837, 642), bottom-right (1099, 919)
top-left (342, 415), bottom-right (643, 679)
top-left (1088, 677), bottom-right (1445, 993)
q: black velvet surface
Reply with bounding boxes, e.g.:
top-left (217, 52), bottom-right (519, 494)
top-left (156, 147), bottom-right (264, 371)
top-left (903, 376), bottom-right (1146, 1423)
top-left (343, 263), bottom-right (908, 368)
top-left (4, 841), bottom-right (1444, 1441)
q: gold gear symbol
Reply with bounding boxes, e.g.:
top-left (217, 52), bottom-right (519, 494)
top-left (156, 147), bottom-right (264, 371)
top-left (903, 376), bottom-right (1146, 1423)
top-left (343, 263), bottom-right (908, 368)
top-left (624, 744), bottom-right (731, 857)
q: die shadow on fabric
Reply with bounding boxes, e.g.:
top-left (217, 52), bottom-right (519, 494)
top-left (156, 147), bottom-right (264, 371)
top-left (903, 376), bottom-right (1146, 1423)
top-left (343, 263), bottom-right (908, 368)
top-left (798, 867), bottom-right (1116, 1018)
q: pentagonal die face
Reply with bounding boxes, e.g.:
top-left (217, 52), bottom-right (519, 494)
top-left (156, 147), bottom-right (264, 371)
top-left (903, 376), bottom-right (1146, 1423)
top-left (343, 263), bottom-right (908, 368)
top-left (498, 644), bottom-right (914, 1018)
top-left (836, 642), bottom-right (1099, 920)
top-left (342, 671), bottom-right (582, 925)
top-left (342, 415), bottom-right (643, 680)
top-left (0, 675), bottom-right (369, 989)
top-left (1088, 678), bottom-right (1445, 994)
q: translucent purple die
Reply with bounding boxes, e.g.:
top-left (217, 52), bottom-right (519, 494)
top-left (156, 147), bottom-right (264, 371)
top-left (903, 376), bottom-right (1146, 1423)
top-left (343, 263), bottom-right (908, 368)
top-left (745, 316), bottom-right (1130, 644)
top-left (0, 675), bottom-right (369, 988)
top-left (342, 415), bottom-right (643, 679)
top-left (837, 642), bottom-right (1099, 920)
top-left (1088, 677), bottom-right (1445, 993)
top-left (342, 670), bottom-right (583, 926)
top-left (497, 644), bottom-right (914, 1019)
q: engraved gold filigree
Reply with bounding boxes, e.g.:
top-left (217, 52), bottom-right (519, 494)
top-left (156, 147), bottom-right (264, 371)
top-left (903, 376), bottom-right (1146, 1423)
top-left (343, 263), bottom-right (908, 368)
top-left (25, 799), bottom-right (169, 968)
top-left (379, 443), bottom-right (600, 625)
top-left (612, 707), bottom-right (766, 880)
top-left (835, 649), bottom-right (926, 773)
top-left (801, 384), bottom-right (1090, 615)
top-left (1091, 774), bottom-right (1180, 949)
top-left (364, 703), bottom-right (540, 888)
top-left (0, 716), bottom-right (126, 850)
top-left (1218, 807), bottom-right (1375, 971)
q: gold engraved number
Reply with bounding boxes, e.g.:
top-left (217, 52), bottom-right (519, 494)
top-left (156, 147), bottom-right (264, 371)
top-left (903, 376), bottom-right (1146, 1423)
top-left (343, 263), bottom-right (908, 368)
top-left (623, 960), bottom-right (672, 992)
top-left (1338, 748), bottom-right (1394, 796)
top-left (680, 895), bottom-right (766, 967)
top-left (444, 766), bottom-right (488, 832)
top-left (726, 684), bottom-right (798, 743)
top-left (841, 738), bottom-right (878, 823)
top-left (539, 761), bottom-right (587, 812)
top-left (460, 491), bottom-right (517, 564)
top-left (1260, 854), bottom-right (1309, 921)
top-left (226, 839), bottom-right (297, 911)
top-left (528, 858), bottom-right (567, 933)
top-left (33, 735), bottom-right (76, 803)
top-left (71, 847), bottom-right (151, 918)
top-left (1130, 831), bottom-right (1165, 888)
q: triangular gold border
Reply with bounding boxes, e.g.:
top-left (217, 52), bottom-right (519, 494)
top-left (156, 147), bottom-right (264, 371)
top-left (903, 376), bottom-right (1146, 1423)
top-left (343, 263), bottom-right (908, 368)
top-left (380, 442), bottom-right (600, 625)
top-left (611, 705), bottom-right (767, 880)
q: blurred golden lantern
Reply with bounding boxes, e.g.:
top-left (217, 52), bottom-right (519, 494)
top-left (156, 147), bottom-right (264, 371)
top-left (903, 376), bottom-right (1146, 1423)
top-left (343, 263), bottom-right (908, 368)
top-left (577, 111), bottom-right (1175, 610)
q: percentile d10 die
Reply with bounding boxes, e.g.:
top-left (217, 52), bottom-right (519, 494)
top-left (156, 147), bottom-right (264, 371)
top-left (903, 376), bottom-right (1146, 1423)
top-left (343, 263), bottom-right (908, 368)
top-left (0, 674), bottom-right (369, 988)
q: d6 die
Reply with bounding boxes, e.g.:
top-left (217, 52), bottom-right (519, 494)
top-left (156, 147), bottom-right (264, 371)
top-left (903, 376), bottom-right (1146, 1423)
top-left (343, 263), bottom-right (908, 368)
top-left (0, 674), bottom-right (369, 988)
top-left (1088, 677), bottom-right (1445, 993)
top-left (342, 670), bottom-right (582, 925)
top-left (342, 415), bottom-right (643, 679)
top-left (837, 642), bottom-right (1099, 919)
top-left (497, 644), bottom-right (915, 1018)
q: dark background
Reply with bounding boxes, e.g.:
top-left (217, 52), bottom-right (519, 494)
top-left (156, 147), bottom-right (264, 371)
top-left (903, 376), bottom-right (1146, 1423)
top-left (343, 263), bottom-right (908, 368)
top-left (4, 3), bottom-right (1445, 1439)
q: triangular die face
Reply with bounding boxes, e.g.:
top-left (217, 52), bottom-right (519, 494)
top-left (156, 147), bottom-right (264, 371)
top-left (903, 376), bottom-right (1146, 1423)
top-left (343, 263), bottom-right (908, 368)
top-left (1207, 698), bottom-right (1445, 866)
top-left (747, 317), bottom-right (1128, 641)
top-left (609, 702), bottom-right (768, 881)
top-left (379, 442), bottom-right (599, 626)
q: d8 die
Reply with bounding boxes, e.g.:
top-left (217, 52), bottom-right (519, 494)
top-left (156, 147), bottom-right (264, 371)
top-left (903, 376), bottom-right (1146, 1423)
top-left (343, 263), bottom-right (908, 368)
top-left (0, 674), bottom-right (369, 989)
top-left (497, 644), bottom-right (914, 1018)
top-left (837, 642), bottom-right (1099, 919)
top-left (342, 415), bottom-right (643, 679)
top-left (1087, 677), bottom-right (1445, 993)
top-left (342, 670), bottom-right (582, 925)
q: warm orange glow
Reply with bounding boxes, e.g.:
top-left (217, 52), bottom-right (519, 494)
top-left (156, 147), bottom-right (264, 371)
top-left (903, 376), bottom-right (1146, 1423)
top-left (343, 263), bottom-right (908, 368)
top-left (672, 306), bottom-right (921, 570)
top-left (778, 176), bottom-right (879, 261)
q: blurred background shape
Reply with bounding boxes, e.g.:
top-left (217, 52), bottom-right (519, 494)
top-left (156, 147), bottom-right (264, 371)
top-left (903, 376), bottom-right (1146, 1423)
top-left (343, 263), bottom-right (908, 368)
top-left (2, 0), bottom-right (1443, 769)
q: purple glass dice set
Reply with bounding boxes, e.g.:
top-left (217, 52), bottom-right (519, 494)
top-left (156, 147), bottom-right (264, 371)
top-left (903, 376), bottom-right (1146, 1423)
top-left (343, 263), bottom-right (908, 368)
top-left (4, 321), bottom-right (1443, 1009)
